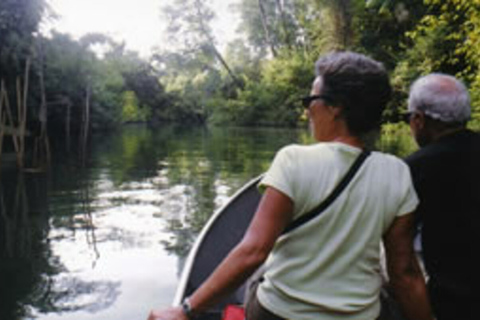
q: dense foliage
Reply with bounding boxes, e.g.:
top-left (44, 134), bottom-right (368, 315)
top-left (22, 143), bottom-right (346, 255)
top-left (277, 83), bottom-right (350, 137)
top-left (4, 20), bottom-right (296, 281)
top-left (154, 0), bottom-right (480, 127)
top-left (1, 0), bottom-right (480, 131)
top-left (0, 0), bottom-right (195, 137)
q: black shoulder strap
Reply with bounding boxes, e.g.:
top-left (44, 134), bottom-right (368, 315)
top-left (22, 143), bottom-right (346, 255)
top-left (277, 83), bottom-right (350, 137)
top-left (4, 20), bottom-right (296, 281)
top-left (282, 149), bottom-right (371, 235)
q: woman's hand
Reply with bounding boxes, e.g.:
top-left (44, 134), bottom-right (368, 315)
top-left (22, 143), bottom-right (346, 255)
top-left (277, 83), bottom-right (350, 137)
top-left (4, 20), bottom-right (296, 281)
top-left (147, 307), bottom-right (188, 320)
top-left (146, 187), bottom-right (292, 320)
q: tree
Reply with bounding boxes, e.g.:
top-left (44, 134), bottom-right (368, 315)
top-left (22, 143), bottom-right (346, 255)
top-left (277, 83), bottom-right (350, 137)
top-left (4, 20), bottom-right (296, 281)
top-left (325, 0), bottom-right (356, 50)
top-left (386, 0), bottom-right (477, 120)
top-left (162, 0), bottom-right (241, 86)
top-left (0, 0), bottom-right (48, 81)
top-left (359, 0), bottom-right (427, 70)
top-left (258, 0), bottom-right (278, 57)
top-left (154, 0), bottom-right (480, 128)
top-left (122, 65), bottom-right (172, 123)
top-left (410, 0), bottom-right (480, 124)
top-left (237, 0), bottom-right (302, 56)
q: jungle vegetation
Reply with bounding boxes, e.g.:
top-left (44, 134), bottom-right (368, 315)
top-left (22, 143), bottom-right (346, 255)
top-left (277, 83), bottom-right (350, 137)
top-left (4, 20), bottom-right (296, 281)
top-left (1, 0), bottom-right (480, 132)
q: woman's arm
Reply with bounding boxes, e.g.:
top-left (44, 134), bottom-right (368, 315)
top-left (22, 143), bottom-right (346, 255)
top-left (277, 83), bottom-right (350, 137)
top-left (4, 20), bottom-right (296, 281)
top-left (383, 213), bottom-right (434, 320)
top-left (148, 186), bottom-right (293, 320)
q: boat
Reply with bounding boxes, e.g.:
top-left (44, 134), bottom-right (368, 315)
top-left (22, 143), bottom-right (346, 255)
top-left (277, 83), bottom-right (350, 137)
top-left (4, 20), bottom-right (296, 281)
top-left (173, 175), bottom-right (407, 320)
top-left (173, 175), bottom-right (262, 320)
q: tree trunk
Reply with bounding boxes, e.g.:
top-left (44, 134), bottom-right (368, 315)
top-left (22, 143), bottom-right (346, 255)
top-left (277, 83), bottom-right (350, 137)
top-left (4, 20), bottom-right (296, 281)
top-left (38, 40), bottom-right (47, 133)
top-left (210, 45), bottom-right (242, 87)
top-left (194, 0), bottom-right (242, 87)
top-left (36, 39), bottom-right (51, 168)
top-left (274, 0), bottom-right (293, 50)
top-left (329, 0), bottom-right (354, 50)
top-left (258, 0), bottom-right (278, 57)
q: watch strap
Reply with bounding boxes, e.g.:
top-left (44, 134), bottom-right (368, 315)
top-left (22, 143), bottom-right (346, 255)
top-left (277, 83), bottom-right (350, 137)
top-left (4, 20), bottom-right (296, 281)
top-left (181, 297), bottom-right (195, 319)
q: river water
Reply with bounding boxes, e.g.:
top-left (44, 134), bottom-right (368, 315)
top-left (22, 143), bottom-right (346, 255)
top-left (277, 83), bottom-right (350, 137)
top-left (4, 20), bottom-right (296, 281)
top-left (1, 125), bottom-right (321, 320)
top-left (0, 125), bottom-right (418, 320)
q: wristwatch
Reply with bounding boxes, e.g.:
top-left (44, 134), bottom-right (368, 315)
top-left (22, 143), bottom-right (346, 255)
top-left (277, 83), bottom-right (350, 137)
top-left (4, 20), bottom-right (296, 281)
top-left (181, 297), bottom-right (195, 319)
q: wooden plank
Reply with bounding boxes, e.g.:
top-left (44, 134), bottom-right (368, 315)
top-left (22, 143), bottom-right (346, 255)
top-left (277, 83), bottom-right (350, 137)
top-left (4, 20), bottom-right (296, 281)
top-left (0, 125), bottom-right (31, 137)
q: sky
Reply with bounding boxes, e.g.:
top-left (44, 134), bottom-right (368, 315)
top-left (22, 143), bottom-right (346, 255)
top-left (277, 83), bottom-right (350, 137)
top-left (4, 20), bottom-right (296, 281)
top-left (45, 0), bottom-right (240, 57)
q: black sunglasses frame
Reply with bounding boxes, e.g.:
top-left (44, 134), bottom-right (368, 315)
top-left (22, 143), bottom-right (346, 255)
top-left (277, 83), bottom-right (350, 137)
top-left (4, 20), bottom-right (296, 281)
top-left (402, 111), bottom-right (414, 123)
top-left (300, 95), bottom-right (330, 109)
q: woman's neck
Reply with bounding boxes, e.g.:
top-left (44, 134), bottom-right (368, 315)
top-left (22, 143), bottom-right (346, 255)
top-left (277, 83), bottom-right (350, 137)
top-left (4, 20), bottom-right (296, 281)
top-left (332, 135), bottom-right (365, 149)
top-left (329, 122), bottom-right (365, 149)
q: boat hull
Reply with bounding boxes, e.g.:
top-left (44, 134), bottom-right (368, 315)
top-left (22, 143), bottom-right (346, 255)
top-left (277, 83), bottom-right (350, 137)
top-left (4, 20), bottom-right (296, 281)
top-left (173, 176), bottom-right (263, 319)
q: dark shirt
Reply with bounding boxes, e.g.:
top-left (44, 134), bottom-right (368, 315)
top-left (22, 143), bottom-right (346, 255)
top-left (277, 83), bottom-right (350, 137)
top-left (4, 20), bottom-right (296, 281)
top-left (405, 129), bottom-right (479, 298)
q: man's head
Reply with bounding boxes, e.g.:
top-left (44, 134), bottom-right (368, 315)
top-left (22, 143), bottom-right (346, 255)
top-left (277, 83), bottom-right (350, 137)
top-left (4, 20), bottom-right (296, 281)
top-left (407, 73), bottom-right (470, 147)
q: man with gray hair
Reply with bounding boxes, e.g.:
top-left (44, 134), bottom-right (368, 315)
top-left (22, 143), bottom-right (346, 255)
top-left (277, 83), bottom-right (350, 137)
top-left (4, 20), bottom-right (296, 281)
top-left (405, 73), bottom-right (477, 320)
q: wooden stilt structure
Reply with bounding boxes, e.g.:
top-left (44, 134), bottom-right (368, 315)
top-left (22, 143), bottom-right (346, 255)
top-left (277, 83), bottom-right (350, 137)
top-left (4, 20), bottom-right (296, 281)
top-left (0, 59), bottom-right (29, 170)
top-left (0, 54), bottom-right (51, 172)
top-left (0, 80), bottom-right (22, 170)
top-left (0, 46), bottom-right (91, 172)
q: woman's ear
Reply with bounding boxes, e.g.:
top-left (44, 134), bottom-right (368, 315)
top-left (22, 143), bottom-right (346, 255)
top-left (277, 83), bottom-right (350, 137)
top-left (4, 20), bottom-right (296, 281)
top-left (329, 105), bottom-right (343, 120)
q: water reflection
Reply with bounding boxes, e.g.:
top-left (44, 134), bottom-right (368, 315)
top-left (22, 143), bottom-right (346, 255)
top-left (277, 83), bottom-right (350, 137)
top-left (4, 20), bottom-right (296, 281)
top-left (1, 125), bottom-right (309, 320)
top-left (0, 125), bottom-right (418, 319)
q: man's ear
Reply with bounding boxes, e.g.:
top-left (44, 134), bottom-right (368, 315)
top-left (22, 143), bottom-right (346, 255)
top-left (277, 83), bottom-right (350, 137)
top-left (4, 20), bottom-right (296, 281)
top-left (411, 111), bottom-right (425, 130)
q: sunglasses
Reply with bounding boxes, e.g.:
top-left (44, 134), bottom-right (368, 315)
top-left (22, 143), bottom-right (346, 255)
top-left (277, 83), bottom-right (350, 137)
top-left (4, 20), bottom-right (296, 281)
top-left (402, 111), bottom-right (414, 123)
top-left (300, 95), bottom-right (330, 109)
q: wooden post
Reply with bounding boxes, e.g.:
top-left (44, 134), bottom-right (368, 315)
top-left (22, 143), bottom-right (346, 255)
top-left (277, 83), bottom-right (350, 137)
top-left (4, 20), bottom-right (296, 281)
top-left (23, 58), bottom-right (30, 127)
top-left (34, 41), bottom-right (51, 170)
top-left (2, 82), bottom-right (20, 154)
top-left (0, 84), bottom-right (5, 168)
top-left (66, 101), bottom-right (71, 152)
top-left (80, 86), bottom-right (91, 166)
top-left (0, 57), bottom-right (32, 171)
top-left (0, 185), bottom-right (14, 257)
top-left (13, 58), bottom-right (30, 169)
top-left (16, 78), bottom-right (24, 168)
top-left (85, 87), bottom-right (90, 141)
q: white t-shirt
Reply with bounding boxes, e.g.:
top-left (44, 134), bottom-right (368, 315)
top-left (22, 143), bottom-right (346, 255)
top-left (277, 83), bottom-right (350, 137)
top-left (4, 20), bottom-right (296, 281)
top-left (257, 142), bottom-right (418, 320)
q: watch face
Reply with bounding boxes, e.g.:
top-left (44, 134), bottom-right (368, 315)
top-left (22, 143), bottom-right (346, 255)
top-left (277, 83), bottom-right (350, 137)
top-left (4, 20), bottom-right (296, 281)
top-left (182, 298), bottom-right (193, 318)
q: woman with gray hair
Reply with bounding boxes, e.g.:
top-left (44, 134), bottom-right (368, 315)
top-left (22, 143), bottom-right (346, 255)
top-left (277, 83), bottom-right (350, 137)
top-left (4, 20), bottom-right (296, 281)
top-left (147, 52), bottom-right (433, 320)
